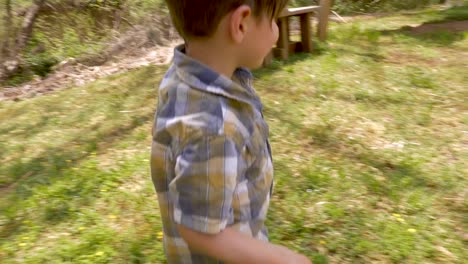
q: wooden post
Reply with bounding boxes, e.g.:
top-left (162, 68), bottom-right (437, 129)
top-left (276, 17), bottom-right (289, 60)
top-left (263, 51), bottom-right (273, 66)
top-left (318, 0), bottom-right (332, 42)
top-left (300, 13), bottom-right (313, 52)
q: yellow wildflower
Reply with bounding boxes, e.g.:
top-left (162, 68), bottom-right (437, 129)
top-left (157, 231), bottom-right (164, 240)
top-left (408, 228), bottom-right (417, 233)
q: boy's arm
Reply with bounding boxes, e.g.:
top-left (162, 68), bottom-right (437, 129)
top-left (178, 224), bottom-right (311, 264)
top-left (171, 135), bottom-right (310, 263)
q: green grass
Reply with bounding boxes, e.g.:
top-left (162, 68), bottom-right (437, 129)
top-left (1, 6), bottom-right (467, 264)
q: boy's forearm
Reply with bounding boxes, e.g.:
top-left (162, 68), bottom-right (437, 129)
top-left (177, 225), bottom-right (306, 264)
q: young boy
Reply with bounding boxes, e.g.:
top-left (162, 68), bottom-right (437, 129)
top-left (151, 1), bottom-right (311, 263)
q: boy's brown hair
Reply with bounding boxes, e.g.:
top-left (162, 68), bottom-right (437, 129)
top-left (165, 0), bottom-right (289, 40)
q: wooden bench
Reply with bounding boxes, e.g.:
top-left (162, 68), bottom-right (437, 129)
top-left (264, 0), bottom-right (332, 65)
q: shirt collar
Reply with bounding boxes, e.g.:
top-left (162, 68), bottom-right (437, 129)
top-left (173, 44), bottom-right (263, 111)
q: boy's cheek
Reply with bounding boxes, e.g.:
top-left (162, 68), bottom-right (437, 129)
top-left (272, 21), bottom-right (279, 43)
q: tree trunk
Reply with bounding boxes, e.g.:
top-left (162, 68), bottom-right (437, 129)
top-left (1, 0), bottom-right (12, 60)
top-left (1, 0), bottom-right (47, 83)
top-left (16, 0), bottom-right (47, 53)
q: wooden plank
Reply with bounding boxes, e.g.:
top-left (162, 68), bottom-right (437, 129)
top-left (300, 13), bottom-right (313, 52)
top-left (288, 42), bottom-right (301, 53)
top-left (318, 0), bottom-right (332, 41)
top-left (272, 42), bottom-right (302, 60)
top-left (280, 6), bottom-right (320, 17)
top-left (267, 4), bottom-right (326, 64)
top-left (273, 47), bottom-right (285, 58)
top-left (276, 17), bottom-right (289, 60)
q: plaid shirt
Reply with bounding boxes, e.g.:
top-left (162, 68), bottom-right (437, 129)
top-left (151, 45), bottom-right (274, 264)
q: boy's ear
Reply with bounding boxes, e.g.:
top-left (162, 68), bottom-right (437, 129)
top-left (229, 5), bottom-right (252, 44)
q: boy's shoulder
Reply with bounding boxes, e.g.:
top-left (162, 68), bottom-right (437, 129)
top-left (155, 48), bottom-right (257, 148)
top-left (158, 63), bottom-right (227, 136)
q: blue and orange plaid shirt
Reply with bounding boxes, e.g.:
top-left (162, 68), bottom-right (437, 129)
top-left (151, 45), bottom-right (274, 263)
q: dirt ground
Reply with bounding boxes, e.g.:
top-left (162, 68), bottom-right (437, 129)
top-left (406, 20), bottom-right (468, 34)
top-left (0, 41), bottom-right (178, 102)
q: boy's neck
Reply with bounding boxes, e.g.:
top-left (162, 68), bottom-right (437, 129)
top-left (186, 40), bottom-right (238, 79)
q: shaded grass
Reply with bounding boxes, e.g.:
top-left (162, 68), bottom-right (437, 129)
top-left (1, 5), bottom-right (467, 264)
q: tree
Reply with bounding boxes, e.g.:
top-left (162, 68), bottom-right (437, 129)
top-left (1, 0), bottom-right (47, 82)
top-left (18, 0), bottom-right (47, 52)
top-left (1, 0), bottom-right (12, 58)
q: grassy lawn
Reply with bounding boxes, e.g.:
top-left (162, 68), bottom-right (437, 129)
top-left (1, 6), bottom-right (467, 264)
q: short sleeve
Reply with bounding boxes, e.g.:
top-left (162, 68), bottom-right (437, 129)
top-left (169, 135), bottom-right (246, 234)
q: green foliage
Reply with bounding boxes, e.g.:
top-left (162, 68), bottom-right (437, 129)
top-left (25, 54), bottom-right (57, 77)
top-left (24, 36), bottom-right (59, 78)
top-left (87, 0), bottom-right (125, 9)
top-left (290, 0), bottom-right (454, 14)
top-left (0, 68), bottom-right (34, 87)
top-left (438, 4), bottom-right (468, 20)
top-left (290, 0), bottom-right (314, 7)
top-left (406, 66), bottom-right (436, 89)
